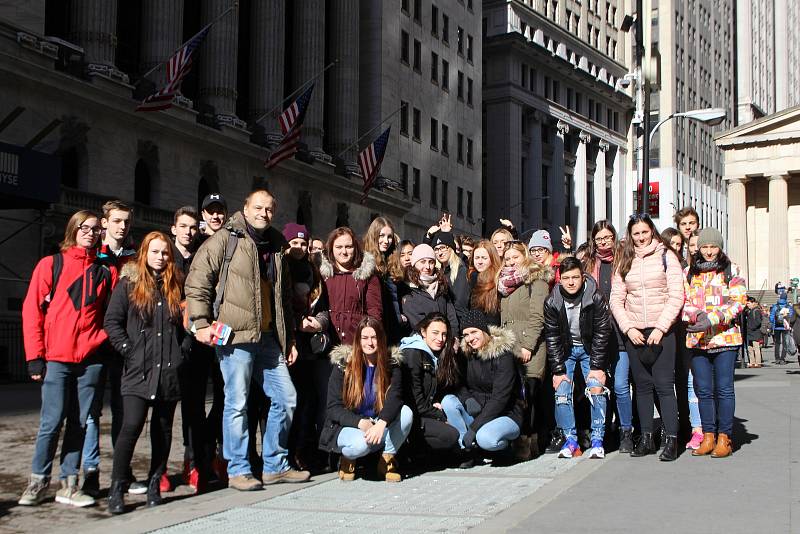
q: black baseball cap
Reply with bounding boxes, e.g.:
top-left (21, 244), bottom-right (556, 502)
top-left (201, 193), bottom-right (227, 212)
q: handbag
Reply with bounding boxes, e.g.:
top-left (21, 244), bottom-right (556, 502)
top-left (785, 331), bottom-right (798, 356)
top-left (310, 332), bottom-right (331, 355)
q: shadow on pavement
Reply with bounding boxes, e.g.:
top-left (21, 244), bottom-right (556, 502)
top-left (733, 416), bottom-right (758, 452)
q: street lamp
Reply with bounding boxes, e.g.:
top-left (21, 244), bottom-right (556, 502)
top-left (642, 107), bottom-right (726, 213)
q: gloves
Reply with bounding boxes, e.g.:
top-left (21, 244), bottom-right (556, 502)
top-left (465, 397), bottom-right (482, 416)
top-left (462, 429), bottom-right (477, 451)
top-left (27, 358), bottom-right (45, 379)
top-left (687, 312), bottom-right (712, 333)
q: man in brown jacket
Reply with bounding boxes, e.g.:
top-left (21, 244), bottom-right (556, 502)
top-left (185, 189), bottom-right (309, 490)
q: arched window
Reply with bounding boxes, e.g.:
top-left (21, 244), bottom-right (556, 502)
top-left (134, 159), bottom-right (151, 205)
top-left (60, 147), bottom-right (79, 189)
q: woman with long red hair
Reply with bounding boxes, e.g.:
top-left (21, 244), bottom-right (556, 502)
top-left (103, 231), bottom-right (187, 514)
top-left (467, 239), bottom-right (502, 325)
top-left (319, 317), bottom-right (412, 482)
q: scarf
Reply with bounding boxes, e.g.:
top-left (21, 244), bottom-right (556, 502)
top-left (418, 273), bottom-right (438, 299)
top-left (634, 239), bottom-right (659, 258)
top-left (498, 266), bottom-right (526, 297)
top-left (695, 259), bottom-right (720, 273)
top-left (245, 221), bottom-right (276, 282)
top-left (591, 247), bottom-right (615, 282)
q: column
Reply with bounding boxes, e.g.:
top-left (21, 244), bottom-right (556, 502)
top-left (557, 0), bottom-right (567, 27)
top-left (249, 0), bottom-right (285, 133)
top-left (550, 120), bottom-right (569, 232)
top-left (486, 101), bottom-right (521, 228)
top-left (140, 0), bottom-right (183, 87)
top-left (527, 111), bottom-right (543, 229)
top-left (593, 140), bottom-right (609, 222)
top-left (292, 0), bottom-right (327, 160)
top-left (327, 0), bottom-right (360, 171)
top-left (574, 131), bottom-right (591, 244)
top-left (199, 0), bottom-right (242, 125)
top-left (726, 177), bottom-right (748, 283)
top-left (768, 174), bottom-right (789, 287)
top-left (611, 145), bottom-right (626, 230)
top-left (69, 0), bottom-right (118, 72)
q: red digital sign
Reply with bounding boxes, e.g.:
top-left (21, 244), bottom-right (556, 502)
top-left (633, 182), bottom-right (660, 217)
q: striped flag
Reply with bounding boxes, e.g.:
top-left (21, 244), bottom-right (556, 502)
top-left (265, 84), bottom-right (315, 169)
top-left (359, 126), bottom-right (391, 203)
top-left (136, 24), bottom-right (212, 112)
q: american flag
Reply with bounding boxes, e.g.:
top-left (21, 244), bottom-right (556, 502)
top-left (136, 24), bottom-right (212, 112)
top-left (265, 84), bottom-right (315, 169)
top-left (359, 126), bottom-right (391, 203)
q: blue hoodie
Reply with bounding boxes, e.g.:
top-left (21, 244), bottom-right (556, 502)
top-left (770, 291), bottom-right (795, 330)
top-left (399, 334), bottom-right (438, 369)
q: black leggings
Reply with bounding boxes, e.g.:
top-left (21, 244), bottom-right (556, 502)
top-left (626, 329), bottom-right (679, 436)
top-left (418, 417), bottom-right (460, 450)
top-left (112, 396), bottom-right (177, 481)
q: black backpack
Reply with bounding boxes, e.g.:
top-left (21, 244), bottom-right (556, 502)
top-left (41, 253), bottom-right (63, 313)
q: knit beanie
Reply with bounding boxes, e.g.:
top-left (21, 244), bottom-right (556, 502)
top-left (283, 223), bottom-right (309, 243)
top-left (696, 227), bottom-right (723, 250)
top-left (410, 244), bottom-right (436, 267)
top-left (527, 229), bottom-right (553, 252)
top-left (461, 309), bottom-right (491, 335)
top-left (431, 231), bottom-right (456, 251)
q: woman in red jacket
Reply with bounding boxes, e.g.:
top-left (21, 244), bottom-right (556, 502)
top-left (320, 227), bottom-right (382, 345)
top-left (19, 210), bottom-right (116, 508)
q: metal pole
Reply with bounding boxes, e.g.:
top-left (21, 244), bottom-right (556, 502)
top-left (636, 0), bottom-right (651, 214)
top-left (335, 103), bottom-right (406, 160)
top-left (253, 61), bottom-right (338, 126)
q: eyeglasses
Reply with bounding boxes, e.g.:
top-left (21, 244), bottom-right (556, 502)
top-left (79, 225), bottom-right (102, 235)
top-left (594, 235), bottom-right (615, 244)
top-left (433, 245), bottom-right (449, 252)
top-left (529, 247), bottom-right (548, 254)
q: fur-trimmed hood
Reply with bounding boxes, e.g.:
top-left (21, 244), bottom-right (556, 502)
top-left (319, 251), bottom-right (377, 281)
top-left (120, 261), bottom-right (139, 282)
top-left (329, 343), bottom-right (403, 369)
top-left (460, 326), bottom-right (516, 360)
top-left (521, 261), bottom-right (555, 285)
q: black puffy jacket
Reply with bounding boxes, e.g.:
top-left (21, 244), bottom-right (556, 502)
top-left (400, 271), bottom-right (460, 333)
top-left (399, 341), bottom-right (447, 422)
top-left (543, 275), bottom-right (611, 376)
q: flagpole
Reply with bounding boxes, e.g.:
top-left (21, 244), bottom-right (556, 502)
top-left (335, 103), bottom-right (406, 160)
top-left (253, 60), bottom-right (338, 126)
top-left (137, 2), bottom-right (238, 83)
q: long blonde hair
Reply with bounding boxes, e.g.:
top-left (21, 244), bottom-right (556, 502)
top-left (362, 217), bottom-right (399, 277)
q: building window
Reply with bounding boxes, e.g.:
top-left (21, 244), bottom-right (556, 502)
top-left (432, 4), bottom-right (439, 35)
top-left (457, 71), bottom-right (464, 100)
top-left (413, 39), bottom-right (421, 71)
top-left (521, 63), bottom-right (527, 87)
top-left (466, 138), bottom-right (474, 166)
top-left (413, 108), bottom-right (421, 140)
top-left (567, 88), bottom-right (573, 110)
top-left (468, 0), bottom-right (473, 10)
top-left (442, 123), bottom-right (449, 155)
top-left (134, 160), bottom-right (151, 205)
top-left (544, 76), bottom-right (551, 98)
top-left (401, 31), bottom-right (410, 64)
top-left (400, 101), bottom-right (409, 135)
top-left (402, 0), bottom-right (409, 14)
top-left (457, 132), bottom-right (464, 162)
top-left (442, 59), bottom-right (449, 89)
top-left (431, 51), bottom-right (439, 83)
top-left (467, 78), bottom-right (473, 105)
top-left (400, 162), bottom-right (409, 194)
top-left (541, 165), bottom-right (549, 219)
top-left (430, 175), bottom-right (439, 207)
top-left (441, 180), bottom-right (449, 210)
top-left (442, 14), bottom-right (449, 43)
top-left (529, 67), bottom-right (536, 92)
top-left (457, 186), bottom-right (464, 216)
top-left (430, 118), bottom-right (439, 149)
top-left (412, 168), bottom-right (421, 199)
top-left (575, 91), bottom-right (582, 114)
top-left (467, 190), bottom-right (474, 219)
top-left (457, 26), bottom-right (464, 54)
top-left (552, 79), bottom-right (560, 103)
top-left (467, 35), bottom-right (474, 61)
top-left (413, 0), bottom-right (421, 22)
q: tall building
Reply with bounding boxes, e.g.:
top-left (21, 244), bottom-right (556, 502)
top-left (736, 0), bottom-right (800, 125)
top-left (647, 0), bottom-right (736, 235)
top-left (482, 0), bottom-right (633, 244)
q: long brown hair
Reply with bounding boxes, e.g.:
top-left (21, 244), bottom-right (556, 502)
top-left (417, 312), bottom-right (461, 389)
top-left (363, 217), bottom-right (399, 277)
top-left (389, 239), bottom-right (414, 282)
top-left (129, 231), bottom-right (183, 322)
top-left (343, 317), bottom-right (392, 413)
top-left (613, 213), bottom-right (679, 280)
top-left (468, 240), bottom-right (501, 314)
top-left (325, 227), bottom-right (364, 272)
top-left (582, 220), bottom-right (618, 274)
top-left (60, 210), bottom-right (100, 251)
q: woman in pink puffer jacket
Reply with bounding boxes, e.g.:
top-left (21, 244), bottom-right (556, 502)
top-left (610, 213), bottom-right (685, 461)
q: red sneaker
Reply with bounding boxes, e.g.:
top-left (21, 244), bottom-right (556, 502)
top-left (159, 473), bottom-right (173, 493)
top-left (187, 468), bottom-right (199, 491)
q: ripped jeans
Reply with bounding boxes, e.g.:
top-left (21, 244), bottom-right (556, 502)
top-left (554, 346), bottom-right (608, 442)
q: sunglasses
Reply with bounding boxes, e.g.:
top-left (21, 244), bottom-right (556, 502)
top-left (629, 212), bottom-right (652, 221)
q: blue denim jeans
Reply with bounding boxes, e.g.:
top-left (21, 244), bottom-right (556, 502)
top-left (82, 354), bottom-right (123, 471)
top-left (691, 349), bottom-right (737, 435)
top-left (612, 350), bottom-right (633, 429)
top-left (687, 370), bottom-right (701, 429)
top-left (554, 346), bottom-right (608, 442)
top-left (31, 360), bottom-right (104, 479)
top-left (217, 333), bottom-right (297, 477)
top-left (336, 405), bottom-right (414, 459)
top-left (440, 395), bottom-right (521, 451)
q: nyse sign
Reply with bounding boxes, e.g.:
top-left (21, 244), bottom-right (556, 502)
top-left (0, 142), bottom-right (60, 204)
top-left (0, 150), bottom-right (20, 186)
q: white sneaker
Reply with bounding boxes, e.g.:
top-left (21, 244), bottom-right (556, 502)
top-left (54, 475), bottom-right (95, 507)
top-left (588, 446), bottom-right (605, 459)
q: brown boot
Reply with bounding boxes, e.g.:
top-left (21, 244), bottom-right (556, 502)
top-left (338, 457), bottom-right (356, 482)
top-left (711, 433), bottom-right (732, 458)
top-left (692, 432), bottom-right (716, 456)
top-left (377, 453), bottom-right (402, 483)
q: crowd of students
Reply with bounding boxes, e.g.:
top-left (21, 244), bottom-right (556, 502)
top-left (18, 190), bottom-right (754, 513)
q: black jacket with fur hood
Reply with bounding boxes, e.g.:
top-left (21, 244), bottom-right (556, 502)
top-left (320, 252), bottom-right (383, 346)
top-left (103, 263), bottom-right (185, 401)
top-left (458, 326), bottom-right (523, 431)
top-left (318, 344), bottom-right (404, 453)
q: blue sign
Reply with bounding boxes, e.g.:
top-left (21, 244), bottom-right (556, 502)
top-left (0, 141), bottom-right (61, 205)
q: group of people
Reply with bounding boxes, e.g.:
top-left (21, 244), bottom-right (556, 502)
top-left (18, 190), bottom-right (753, 514)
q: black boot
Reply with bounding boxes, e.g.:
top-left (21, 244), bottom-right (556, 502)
top-left (618, 428), bottom-right (634, 454)
top-left (545, 430), bottom-right (565, 454)
top-left (659, 435), bottom-right (679, 461)
top-left (107, 480), bottom-right (126, 515)
top-left (630, 432), bottom-right (656, 457)
top-left (147, 473), bottom-right (162, 507)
